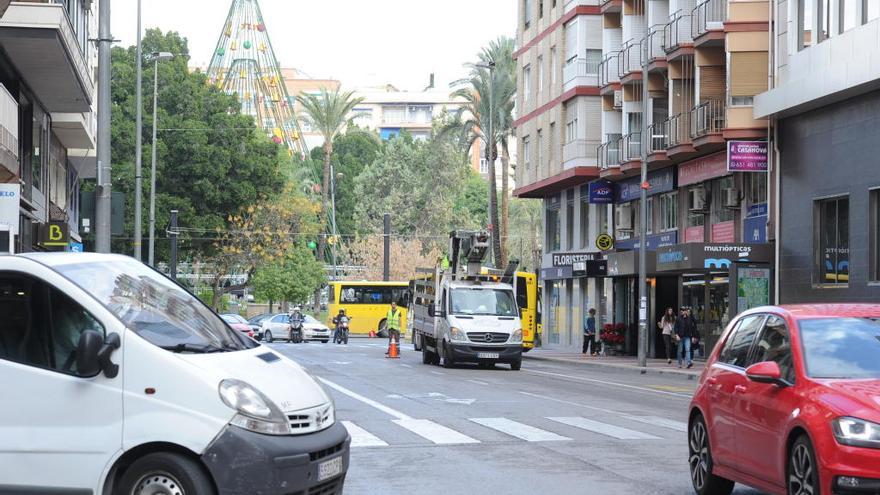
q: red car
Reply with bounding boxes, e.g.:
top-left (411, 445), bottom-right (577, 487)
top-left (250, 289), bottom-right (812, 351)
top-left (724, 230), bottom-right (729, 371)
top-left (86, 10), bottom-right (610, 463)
top-left (688, 304), bottom-right (880, 495)
top-left (220, 313), bottom-right (254, 339)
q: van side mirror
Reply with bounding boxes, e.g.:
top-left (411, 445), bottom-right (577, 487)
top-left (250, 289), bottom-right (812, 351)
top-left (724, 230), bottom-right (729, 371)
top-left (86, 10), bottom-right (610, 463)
top-left (76, 330), bottom-right (103, 377)
top-left (745, 361), bottom-right (785, 386)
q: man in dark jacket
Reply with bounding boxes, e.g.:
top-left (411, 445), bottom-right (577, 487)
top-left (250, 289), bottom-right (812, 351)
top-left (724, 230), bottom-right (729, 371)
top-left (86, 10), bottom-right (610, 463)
top-left (674, 306), bottom-right (695, 368)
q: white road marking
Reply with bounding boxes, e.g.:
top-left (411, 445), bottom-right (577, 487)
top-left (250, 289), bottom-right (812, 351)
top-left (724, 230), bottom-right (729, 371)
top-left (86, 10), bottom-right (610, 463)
top-left (316, 377), bottom-right (412, 420)
top-left (467, 379), bottom-right (489, 386)
top-left (524, 369), bottom-right (693, 398)
top-left (547, 417), bottom-right (661, 440)
top-left (393, 418), bottom-right (480, 445)
top-left (430, 371), bottom-right (445, 375)
top-left (342, 421), bottom-right (388, 447)
top-left (445, 398), bottom-right (476, 405)
top-left (626, 416), bottom-right (688, 432)
top-left (470, 418), bottom-right (571, 442)
top-left (401, 364), bottom-right (412, 368)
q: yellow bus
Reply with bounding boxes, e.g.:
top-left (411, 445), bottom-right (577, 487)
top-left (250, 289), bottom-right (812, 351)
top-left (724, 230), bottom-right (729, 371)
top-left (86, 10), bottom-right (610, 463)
top-left (327, 281), bottom-right (409, 336)
top-left (513, 272), bottom-right (541, 351)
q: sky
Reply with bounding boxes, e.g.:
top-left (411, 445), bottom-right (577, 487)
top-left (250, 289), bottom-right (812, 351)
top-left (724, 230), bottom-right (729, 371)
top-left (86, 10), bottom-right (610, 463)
top-left (111, 0), bottom-right (516, 91)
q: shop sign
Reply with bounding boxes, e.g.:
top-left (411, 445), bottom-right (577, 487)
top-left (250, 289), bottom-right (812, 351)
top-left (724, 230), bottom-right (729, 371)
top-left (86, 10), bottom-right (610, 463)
top-left (0, 183), bottom-right (19, 235)
top-left (727, 141), bottom-right (768, 172)
top-left (656, 242), bottom-right (774, 271)
top-left (551, 251), bottom-right (600, 267)
top-left (744, 203), bottom-right (768, 244)
top-left (588, 180), bottom-right (614, 204)
top-left (595, 233), bottom-right (614, 251)
top-left (541, 266), bottom-right (572, 280)
top-left (615, 168), bottom-right (675, 203)
top-left (606, 250), bottom-right (657, 277)
top-left (685, 225), bottom-right (705, 243)
top-left (711, 221), bottom-right (736, 243)
top-left (573, 259), bottom-right (608, 278)
top-left (38, 222), bottom-right (69, 251)
top-left (67, 242), bottom-right (84, 253)
top-left (678, 152), bottom-right (728, 187)
top-left (615, 231), bottom-right (678, 251)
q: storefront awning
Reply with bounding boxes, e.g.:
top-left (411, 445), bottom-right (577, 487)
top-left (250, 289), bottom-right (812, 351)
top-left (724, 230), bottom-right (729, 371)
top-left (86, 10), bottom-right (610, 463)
top-left (656, 242), bottom-right (774, 272)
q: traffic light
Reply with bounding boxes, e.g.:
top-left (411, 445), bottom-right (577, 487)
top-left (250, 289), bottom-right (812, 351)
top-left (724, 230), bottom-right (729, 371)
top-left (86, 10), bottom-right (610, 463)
top-left (307, 241), bottom-right (317, 250)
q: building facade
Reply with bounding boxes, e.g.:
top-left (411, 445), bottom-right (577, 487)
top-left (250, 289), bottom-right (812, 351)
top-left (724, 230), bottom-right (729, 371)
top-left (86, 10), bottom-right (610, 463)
top-left (516, 0), bottom-right (775, 353)
top-left (0, 0), bottom-right (97, 254)
top-left (755, 0), bottom-right (880, 302)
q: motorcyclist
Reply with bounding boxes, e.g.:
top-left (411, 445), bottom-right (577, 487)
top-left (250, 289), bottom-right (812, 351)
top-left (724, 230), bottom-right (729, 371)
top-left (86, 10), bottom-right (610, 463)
top-left (332, 309), bottom-right (350, 344)
top-left (288, 306), bottom-right (304, 343)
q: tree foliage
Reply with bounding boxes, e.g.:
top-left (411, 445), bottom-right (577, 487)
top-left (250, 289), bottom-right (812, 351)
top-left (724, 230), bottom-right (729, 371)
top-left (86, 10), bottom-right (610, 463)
top-left (347, 237), bottom-right (443, 281)
top-left (506, 198), bottom-right (543, 273)
top-left (452, 170), bottom-right (489, 230)
top-left (252, 243), bottom-right (327, 305)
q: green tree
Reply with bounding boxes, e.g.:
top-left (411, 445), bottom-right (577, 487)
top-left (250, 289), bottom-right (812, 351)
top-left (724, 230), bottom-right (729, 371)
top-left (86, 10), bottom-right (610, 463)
top-left (453, 171), bottom-right (489, 229)
top-left (507, 198), bottom-right (543, 272)
top-left (252, 243), bottom-right (327, 305)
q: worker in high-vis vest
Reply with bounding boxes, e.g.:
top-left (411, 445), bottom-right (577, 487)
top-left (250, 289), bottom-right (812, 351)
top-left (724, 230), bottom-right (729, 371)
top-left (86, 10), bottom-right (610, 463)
top-left (385, 301), bottom-right (402, 355)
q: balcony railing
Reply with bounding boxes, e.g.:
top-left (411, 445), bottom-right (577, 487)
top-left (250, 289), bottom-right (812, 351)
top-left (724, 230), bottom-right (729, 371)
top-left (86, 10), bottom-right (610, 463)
top-left (690, 99), bottom-right (726, 137)
top-left (641, 24), bottom-right (667, 67)
top-left (619, 132), bottom-right (642, 163)
top-left (648, 121), bottom-right (668, 153)
top-left (664, 11), bottom-right (693, 53)
top-left (692, 0), bottom-right (727, 38)
top-left (563, 58), bottom-right (600, 91)
top-left (618, 39), bottom-right (642, 78)
top-left (597, 136), bottom-right (622, 169)
top-left (666, 113), bottom-right (692, 147)
top-left (598, 52), bottom-right (621, 87)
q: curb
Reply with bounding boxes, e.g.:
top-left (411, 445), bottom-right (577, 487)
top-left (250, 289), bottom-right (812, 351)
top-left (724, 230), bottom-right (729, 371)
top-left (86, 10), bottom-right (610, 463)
top-left (523, 354), bottom-right (702, 380)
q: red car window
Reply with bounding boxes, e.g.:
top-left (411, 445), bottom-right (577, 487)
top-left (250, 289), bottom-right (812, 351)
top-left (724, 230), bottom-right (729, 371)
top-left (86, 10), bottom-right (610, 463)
top-left (751, 315), bottom-right (796, 383)
top-left (718, 315), bottom-right (765, 367)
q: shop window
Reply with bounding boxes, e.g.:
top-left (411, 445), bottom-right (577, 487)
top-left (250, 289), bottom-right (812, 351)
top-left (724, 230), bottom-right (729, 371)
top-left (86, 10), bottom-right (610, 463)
top-left (815, 196), bottom-right (849, 286)
top-left (870, 189), bottom-right (880, 282)
top-left (546, 200), bottom-right (561, 252)
top-left (799, 0), bottom-right (815, 49)
top-left (548, 281), bottom-right (561, 344)
top-left (660, 192), bottom-right (678, 232)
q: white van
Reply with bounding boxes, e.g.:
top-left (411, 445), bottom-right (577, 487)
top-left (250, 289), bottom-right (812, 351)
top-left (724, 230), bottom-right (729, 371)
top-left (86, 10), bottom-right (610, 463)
top-left (0, 253), bottom-right (349, 495)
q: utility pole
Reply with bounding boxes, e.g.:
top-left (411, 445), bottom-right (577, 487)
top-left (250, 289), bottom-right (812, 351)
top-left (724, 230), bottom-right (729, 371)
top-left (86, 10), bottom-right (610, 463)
top-left (133, 0), bottom-right (143, 260)
top-left (95, 0), bottom-right (112, 253)
top-left (637, 38), bottom-right (650, 368)
top-left (147, 52), bottom-right (174, 265)
top-left (383, 213), bottom-right (391, 281)
top-left (169, 209), bottom-right (179, 281)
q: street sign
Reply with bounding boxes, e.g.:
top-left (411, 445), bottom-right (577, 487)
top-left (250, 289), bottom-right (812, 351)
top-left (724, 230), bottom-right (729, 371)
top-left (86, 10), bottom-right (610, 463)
top-left (596, 234), bottom-right (614, 251)
top-left (38, 222), bottom-right (69, 251)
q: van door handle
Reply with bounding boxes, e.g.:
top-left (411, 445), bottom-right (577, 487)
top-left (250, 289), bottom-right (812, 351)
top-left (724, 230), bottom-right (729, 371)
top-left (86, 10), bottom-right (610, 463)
top-left (734, 385), bottom-right (747, 394)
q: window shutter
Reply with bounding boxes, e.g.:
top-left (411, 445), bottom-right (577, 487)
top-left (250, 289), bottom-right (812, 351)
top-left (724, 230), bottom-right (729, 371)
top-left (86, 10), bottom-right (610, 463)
top-left (730, 52), bottom-right (769, 97)
top-left (699, 65), bottom-right (726, 101)
top-left (565, 19), bottom-right (578, 62)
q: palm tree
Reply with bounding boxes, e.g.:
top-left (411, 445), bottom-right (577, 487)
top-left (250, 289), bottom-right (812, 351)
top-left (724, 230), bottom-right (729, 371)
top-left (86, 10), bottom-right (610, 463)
top-left (446, 36), bottom-right (516, 267)
top-left (296, 87), bottom-right (364, 265)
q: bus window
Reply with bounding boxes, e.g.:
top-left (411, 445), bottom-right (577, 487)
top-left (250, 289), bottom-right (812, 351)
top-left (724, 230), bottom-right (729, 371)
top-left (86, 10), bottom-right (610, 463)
top-left (515, 275), bottom-right (528, 309)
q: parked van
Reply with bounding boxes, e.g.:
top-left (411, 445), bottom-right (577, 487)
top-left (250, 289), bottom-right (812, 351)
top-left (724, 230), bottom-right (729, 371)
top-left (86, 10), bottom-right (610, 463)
top-left (0, 253), bottom-right (349, 495)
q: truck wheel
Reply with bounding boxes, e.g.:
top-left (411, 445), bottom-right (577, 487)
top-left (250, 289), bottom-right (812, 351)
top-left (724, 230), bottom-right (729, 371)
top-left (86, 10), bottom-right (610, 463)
top-left (422, 347), bottom-right (432, 365)
top-left (509, 359), bottom-right (522, 371)
top-left (442, 342), bottom-right (455, 369)
top-left (119, 452), bottom-right (215, 495)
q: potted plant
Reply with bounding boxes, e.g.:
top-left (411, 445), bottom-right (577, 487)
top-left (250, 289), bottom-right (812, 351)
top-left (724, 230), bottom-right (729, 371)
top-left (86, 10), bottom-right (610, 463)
top-left (600, 323), bottom-right (626, 355)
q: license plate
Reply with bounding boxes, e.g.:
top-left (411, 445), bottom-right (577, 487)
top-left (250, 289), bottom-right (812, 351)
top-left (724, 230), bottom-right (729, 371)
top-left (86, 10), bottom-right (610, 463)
top-left (477, 352), bottom-right (500, 359)
top-left (318, 456), bottom-right (343, 481)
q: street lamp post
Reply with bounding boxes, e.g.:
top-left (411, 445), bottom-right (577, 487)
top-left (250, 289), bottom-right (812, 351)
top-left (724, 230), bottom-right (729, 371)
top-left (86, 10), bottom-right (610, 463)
top-left (147, 51), bottom-right (174, 266)
top-left (133, 0), bottom-right (143, 260)
top-left (329, 166), bottom-right (342, 281)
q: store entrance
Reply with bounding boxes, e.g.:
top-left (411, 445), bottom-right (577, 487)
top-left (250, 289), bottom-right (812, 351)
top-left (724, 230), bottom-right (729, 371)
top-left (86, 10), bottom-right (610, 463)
top-left (652, 276), bottom-right (679, 359)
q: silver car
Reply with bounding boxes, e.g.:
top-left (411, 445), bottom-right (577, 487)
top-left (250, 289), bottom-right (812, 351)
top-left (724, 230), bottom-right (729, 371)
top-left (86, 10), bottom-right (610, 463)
top-left (260, 313), bottom-right (291, 343)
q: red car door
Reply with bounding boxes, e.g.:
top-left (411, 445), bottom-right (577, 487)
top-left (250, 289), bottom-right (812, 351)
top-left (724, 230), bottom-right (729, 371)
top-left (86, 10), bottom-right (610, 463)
top-left (736, 315), bottom-right (799, 488)
top-left (707, 314), bottom-right (766, 470)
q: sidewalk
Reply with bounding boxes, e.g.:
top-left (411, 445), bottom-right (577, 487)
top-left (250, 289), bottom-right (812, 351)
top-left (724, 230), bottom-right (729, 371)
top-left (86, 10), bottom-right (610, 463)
top-left (523, 348), bottom-right (705, 379)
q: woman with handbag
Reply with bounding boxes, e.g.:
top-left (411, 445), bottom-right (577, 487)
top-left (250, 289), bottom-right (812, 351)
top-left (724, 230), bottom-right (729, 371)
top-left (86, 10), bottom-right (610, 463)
top-left (658, 307), bottom-right (677, 365)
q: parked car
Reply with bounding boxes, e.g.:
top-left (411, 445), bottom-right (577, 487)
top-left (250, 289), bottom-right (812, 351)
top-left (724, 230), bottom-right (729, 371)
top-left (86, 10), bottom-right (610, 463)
top-left (262, 312), bottom-right (292, 343)
top-left (688, 304), bottom-right (880, 495)
top-left (247, 313), bottom-right (273, 340)
top-left (0, 252), bottom-right (349, 494)
top-left (220, 313), bottom-right (253, 339)
top-left (302, 315), bottom-right (331, 343)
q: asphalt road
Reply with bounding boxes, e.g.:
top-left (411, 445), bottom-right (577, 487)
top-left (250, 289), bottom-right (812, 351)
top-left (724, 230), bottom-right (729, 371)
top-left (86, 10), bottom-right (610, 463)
top-left (271, 340), bottom-right (764, 495)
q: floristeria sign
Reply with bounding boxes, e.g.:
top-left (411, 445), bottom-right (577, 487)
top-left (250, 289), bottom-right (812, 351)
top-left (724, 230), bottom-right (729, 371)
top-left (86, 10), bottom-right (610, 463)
top-left (727, 141), bottom-right (768, 172)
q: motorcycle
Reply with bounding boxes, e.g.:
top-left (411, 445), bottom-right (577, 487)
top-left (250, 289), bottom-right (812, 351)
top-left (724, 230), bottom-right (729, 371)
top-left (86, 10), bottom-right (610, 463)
top-left (334, 316), bottom-right (350, 344)
top-left (288, 317), bottom-right (304, 344)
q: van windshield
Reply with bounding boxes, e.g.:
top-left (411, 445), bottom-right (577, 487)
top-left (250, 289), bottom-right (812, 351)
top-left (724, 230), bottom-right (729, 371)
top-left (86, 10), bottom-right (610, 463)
top-left (55, 260), bottom-right (255, 353)
top-left (450, 288), bottom-right (517, 317)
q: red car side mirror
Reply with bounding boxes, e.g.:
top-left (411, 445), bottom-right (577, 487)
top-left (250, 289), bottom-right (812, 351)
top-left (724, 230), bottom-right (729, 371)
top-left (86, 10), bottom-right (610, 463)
top-left (745, 361), bottom-right (785, 386)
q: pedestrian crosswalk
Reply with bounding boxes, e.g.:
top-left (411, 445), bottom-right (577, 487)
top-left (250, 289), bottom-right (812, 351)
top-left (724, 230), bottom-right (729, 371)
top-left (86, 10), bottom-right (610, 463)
top-left (342, 414), bottom-right (682, 448)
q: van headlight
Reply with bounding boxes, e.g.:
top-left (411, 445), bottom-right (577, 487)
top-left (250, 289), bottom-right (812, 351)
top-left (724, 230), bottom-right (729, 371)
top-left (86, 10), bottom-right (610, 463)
top-left (450, 327), bottom-right (468, 342)
top-left (219, 379), bottom-right (290, 435)
top-left (833, 417), bottom-right (880, 449)
top-left (510, 329), bottom-right (523, 343)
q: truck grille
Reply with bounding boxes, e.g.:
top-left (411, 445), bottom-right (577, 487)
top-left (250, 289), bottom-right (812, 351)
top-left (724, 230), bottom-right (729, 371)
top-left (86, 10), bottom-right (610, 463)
top-left (467, 332), bottom-right (510, 343)
top-left (286, 404), bottom-right (334, 435)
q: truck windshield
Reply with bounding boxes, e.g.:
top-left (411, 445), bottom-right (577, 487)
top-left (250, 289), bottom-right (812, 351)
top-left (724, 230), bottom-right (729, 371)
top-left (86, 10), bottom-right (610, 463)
top-left (450, 288), bottom-right (517, 317)
top-left (55, 260), bottom-right (255, 353)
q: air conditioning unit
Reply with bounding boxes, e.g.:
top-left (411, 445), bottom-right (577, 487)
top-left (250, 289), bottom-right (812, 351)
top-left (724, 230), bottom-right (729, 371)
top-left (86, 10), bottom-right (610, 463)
top-left (616, 204), bottom-right (633, 231)
top-left (722, 187), bottom-right (740, 208)
top-left (689, 187), bottom-right (707, 212)
top-left (613, 90), bottom-right (623, 109)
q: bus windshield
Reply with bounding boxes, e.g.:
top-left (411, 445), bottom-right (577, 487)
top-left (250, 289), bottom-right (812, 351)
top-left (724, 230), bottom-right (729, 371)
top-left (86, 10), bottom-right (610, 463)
top-left (450, 288), bottom-right (517, 317)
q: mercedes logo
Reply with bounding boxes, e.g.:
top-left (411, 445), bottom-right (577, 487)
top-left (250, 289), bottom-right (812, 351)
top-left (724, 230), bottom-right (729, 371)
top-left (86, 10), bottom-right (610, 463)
top-left (484, 333), bottom-right (493, 343)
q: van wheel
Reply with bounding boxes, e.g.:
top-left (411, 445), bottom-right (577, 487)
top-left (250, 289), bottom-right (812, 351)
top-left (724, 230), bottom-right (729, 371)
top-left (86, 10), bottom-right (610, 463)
top-left (509, 359), bottom-right (522, 371)
top-left (120, 452), bottom-right (215, 495)
top-left (442, 342), bottom-right (455, 369)
top-left (264, 330), bottom-right (273, 343)
top-left (689, 415), bottom-right (734, 495)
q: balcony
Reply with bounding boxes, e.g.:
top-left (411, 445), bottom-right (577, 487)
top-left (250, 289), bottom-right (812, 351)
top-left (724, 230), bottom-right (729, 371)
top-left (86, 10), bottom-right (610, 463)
top-left (690, 98), bottom-right (726, 149)
top-left (598, 52), bottom-right (621, 93)
top-left (665, 113), bottom-right (697, 159)
top-left (0, 84), bottom-right (18, 181)
top-left (597, 137), bottom-right (622, 177)
top-left (618, 40), bottom-right (643, 84)
top-left (600, 0), bottom-right (623, 14)
top-left (619, 132), bottom-right (642, 173)
top-left (565, 0), bottom-right (601, 12)
top-left (642, 25), bottom-right (668, 72)
top-left (563, 58), bottom-right (600, 92)
top-left (646, 121), bottom-right (670, 165)
top-left (664, 11), bottom-right (694, 61)
top-left (563, 138), bottom-right (600, 169)
top-left (692, 0), bottom-right (727, 46)
top-left (0, 1), bottom-right (93, 112)
top-left (51, 110), bottom-right (96, 150)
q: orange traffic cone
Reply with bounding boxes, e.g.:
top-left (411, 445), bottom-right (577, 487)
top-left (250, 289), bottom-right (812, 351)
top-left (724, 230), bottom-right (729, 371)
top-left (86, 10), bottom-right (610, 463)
top-left (386, 341), bottom-right (399, 359)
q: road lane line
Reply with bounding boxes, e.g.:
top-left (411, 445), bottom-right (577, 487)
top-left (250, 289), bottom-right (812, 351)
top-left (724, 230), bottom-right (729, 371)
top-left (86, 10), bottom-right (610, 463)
top-left (547, 417), bottom-right (661, 440)
top-left (470, 418), bottom-right (571, 442)
top-left (430, 371), bottom-right (445, 375)
top-left (342, 421), bottom-right (389, 447)
top-left (316, 377), bottom-right (412, 420)
top-left (467, 380), bottom-right (489, 386)
top-left (393, 419), bottom-right (480, 445)
top-left (401, 364), bottom-right (412, 368)
top-left (626, 416), bottom-right (688, 432)
top-left (524, 369), bottom-right (693, 398)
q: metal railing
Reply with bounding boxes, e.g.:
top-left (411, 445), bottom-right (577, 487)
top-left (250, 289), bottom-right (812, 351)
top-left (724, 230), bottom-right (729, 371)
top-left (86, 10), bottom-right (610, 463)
top-left (690, 99), bottom-right (726, 137)
top-left (563, 58), bottom-right (601, 91)
top-left (641, 24), bottom-right (667, 66)
top-left (692, 0), bottom-right (727, 38)
top-left (666, 113), bottom-right (692, 147)
top-left (664, 11), bottom-right (693, 53)
top-left (619, 132), bottom-right (642, 163)
top-left (597, 136), bottom-right (622, 169)
top-left (618, 39), bottom-right (642, 78)
top-left (648, 121), bottom-right (668, 153)
top-left (598, 52), bottom-right (621, 86)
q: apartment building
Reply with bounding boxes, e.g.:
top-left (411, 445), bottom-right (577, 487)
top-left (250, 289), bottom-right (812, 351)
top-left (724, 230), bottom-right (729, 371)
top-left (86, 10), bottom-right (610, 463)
top-left (755, 0), bottom-right (880, 302)
top-left (281, 68), bottom-right (341, 151)
top-left (0, 0), bottom-right (97, 254)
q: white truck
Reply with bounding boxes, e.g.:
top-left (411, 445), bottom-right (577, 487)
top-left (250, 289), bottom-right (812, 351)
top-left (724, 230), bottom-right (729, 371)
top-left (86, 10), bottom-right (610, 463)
top-left (409, 231), bottom-right (524, 370)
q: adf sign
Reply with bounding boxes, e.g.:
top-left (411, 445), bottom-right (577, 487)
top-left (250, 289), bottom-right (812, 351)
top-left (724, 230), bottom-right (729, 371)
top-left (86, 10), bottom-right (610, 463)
top-left (39, 222), bottom-right (69, 251)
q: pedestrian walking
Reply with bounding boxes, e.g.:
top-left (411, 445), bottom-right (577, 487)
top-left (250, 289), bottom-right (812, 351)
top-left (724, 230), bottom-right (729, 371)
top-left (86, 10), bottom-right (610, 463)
top-left (687, 308), bottom-right (701, 359)
top-left (583, 308), bottom-right (597, 355)
top-left (385, 301), bottom-right (402, 356)
top-left (658, 307), bottom-right (676, 365)
top-left (674, 306), bottom-right (695, 368)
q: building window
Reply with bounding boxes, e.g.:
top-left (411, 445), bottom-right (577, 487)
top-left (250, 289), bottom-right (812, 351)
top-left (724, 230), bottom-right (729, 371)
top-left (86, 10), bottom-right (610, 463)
top-left (711, 177), bottom-right (736, 224)
top-left (585, 49), bottom-right (603, 74)
top-left (537, 129), bottom-right (543, 169)
top-left (550, 47), bottom-right (557, 85)
top-left (868, 0), bottom-right (880, 22)
top-left (746, 173), bottom-right (768, 206)
top-left (546, 199), bottom-right (561, 252)
top-left (523, 64), bottom-right (532, 103)
top-left (841, 0), bottom-right (860, 31)
top-left (580, 188), bottom-right (590, 248)
top-left (871, 190), bottom-right (880, 282)
top-left (820, 0), bottom-right (834, 40)
top-left (800, 0), bottom-right (815, 49)
top-left (479, 158), bottom-right (489, 174)
top-left (522, 135), bottom-right (531, 170)
top-left (537, 56), bottom-right (544, 95)
top-left (31, 115), bottom-right (45, 193)
top-left (660, 191), bottom-right (678, 231)
top-left (730, 52), bottom-right (769, 106)
top-left (646, 197), bottom-right (655, 235)
top-left (539, 0), bottom-right (544, 18)
top-left (815, 196), bottom-right (849, 286)
top-left (524, 0), bottom-right (532, 28)
top-left (566, 190), bottom-right (575, 249)
top-left (565, 101), bottom-right (578, 142)
top-left (549, 123), bottom-right (556, 167)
